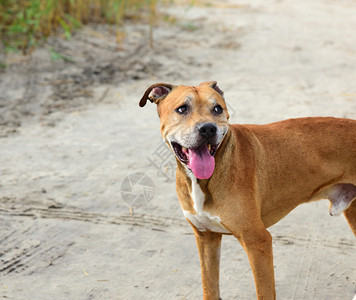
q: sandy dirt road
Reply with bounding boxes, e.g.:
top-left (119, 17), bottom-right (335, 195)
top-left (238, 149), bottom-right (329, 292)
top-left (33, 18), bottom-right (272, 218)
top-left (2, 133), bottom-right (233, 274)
top-left (0, 0), bottom-right (355, 299)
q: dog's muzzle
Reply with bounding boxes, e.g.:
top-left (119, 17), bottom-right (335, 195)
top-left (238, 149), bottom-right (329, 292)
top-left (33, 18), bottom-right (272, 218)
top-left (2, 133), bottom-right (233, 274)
top-left (197, 123), bottom-right (217, 139)
top-left (170, 122), bottom-right (224, 180)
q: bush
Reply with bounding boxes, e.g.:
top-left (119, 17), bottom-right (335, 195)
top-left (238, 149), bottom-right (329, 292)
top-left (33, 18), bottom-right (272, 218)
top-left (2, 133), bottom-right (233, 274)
top-left (0, 0), bottom-right (159, 54)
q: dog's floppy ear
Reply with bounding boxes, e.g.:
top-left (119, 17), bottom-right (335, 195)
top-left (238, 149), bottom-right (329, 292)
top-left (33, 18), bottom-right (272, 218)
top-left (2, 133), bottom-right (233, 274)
top-left (199, 81), bottom-right (224, 97)
top-left (139, 83), bottom-right (175, 107)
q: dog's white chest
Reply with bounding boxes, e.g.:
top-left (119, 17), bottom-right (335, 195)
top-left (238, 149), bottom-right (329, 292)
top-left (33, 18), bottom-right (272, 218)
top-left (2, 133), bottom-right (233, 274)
top-left (182, 178), bottom-right (230, 234)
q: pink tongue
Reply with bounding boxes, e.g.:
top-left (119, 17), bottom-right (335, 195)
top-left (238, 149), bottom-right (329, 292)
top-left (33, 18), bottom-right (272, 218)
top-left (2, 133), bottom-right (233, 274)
top-left (188, 146), bottom-right (215, 179)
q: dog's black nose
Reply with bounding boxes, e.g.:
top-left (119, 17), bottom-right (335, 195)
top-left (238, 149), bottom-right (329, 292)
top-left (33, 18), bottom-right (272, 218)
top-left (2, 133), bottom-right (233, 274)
top-left (198, 123), bottom-right (217, 138)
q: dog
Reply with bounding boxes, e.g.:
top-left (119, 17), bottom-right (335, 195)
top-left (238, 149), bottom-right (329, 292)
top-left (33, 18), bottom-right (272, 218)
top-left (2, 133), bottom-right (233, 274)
top-left (139, 81), bottom-right (356, 299)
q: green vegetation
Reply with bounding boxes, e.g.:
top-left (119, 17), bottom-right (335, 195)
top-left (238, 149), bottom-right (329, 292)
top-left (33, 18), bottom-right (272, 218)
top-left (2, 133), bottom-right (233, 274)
top-left (49, 47), bottom-right (74, 62)
top-left (0, 0), bottom-right (163, 54)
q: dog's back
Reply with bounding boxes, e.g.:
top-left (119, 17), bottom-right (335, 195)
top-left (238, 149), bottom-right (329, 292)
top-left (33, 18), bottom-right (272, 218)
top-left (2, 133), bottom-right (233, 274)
top-left (229, 117), bottom-right (356, 227)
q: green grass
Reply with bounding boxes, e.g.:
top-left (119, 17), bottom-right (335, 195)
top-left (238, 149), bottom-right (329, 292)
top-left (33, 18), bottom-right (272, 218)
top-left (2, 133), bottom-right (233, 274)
top-left (0, 0), bottom-right (164, 55)
top-left (50, 47), bottom-right (75, 62)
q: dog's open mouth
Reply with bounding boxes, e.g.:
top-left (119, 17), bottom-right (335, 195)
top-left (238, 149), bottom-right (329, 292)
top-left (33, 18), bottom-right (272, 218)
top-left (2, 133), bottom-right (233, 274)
top-left (172, 142), bottom-right (218, 162)
top-left (171, 142), bottom-right (218, 179)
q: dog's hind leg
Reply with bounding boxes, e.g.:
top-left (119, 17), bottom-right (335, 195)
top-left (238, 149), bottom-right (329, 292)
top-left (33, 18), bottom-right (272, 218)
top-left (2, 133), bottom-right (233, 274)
top-left (344, 198), bottom-right (356, 236)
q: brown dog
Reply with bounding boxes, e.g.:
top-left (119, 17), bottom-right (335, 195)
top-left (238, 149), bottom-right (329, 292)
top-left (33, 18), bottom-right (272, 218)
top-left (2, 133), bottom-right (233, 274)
top-left (139, 81), bottom-right (356, 299)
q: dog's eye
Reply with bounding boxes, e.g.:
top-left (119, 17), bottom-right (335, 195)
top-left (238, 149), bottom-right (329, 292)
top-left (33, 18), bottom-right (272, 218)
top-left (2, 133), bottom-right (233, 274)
top-left (213, 105), bottom-right (223, 114)
top-left (176, 104), bottom-right (189, 114)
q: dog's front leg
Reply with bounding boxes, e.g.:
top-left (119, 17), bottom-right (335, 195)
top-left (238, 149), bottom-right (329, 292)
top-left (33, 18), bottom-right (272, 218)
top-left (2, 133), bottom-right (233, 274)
top-left (191, 225), bottom-right (222, 300)
top-left (237, 227), bottom-right (276, 300)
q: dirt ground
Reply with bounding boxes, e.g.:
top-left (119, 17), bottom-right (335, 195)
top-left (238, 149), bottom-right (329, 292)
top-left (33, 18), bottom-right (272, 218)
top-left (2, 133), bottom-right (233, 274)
top-left (0, 0), bottom-right (355, 299)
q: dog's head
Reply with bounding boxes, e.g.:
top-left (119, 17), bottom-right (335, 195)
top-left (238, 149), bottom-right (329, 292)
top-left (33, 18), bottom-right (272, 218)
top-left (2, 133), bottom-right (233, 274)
top-left (139, 81), bottom-right (230, 179)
